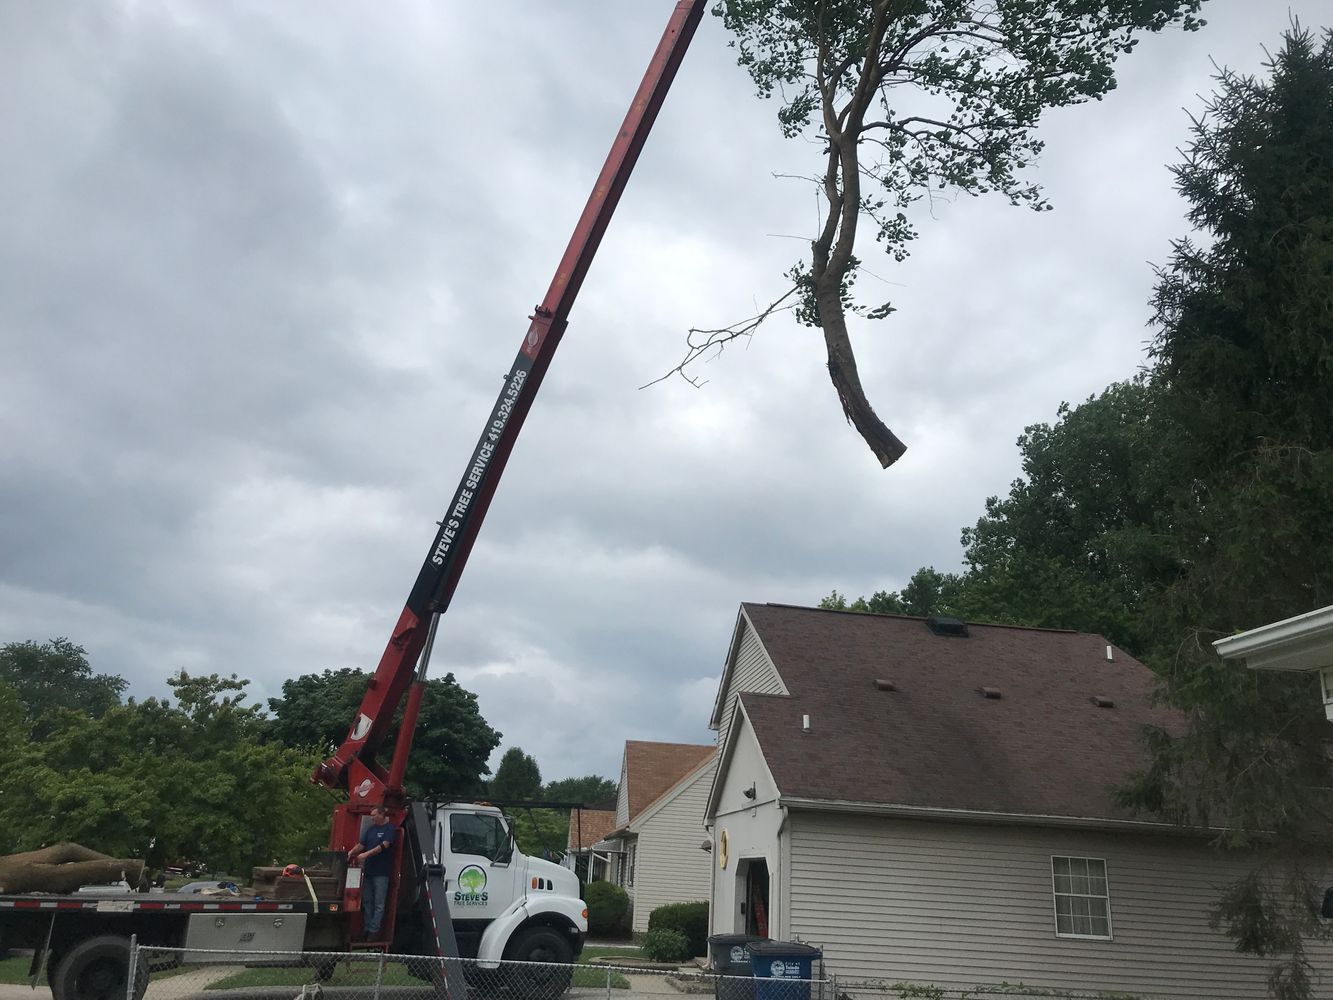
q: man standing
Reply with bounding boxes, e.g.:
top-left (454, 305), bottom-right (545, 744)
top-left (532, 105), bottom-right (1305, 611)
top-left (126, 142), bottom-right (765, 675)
top-left (348, 804), bottom-right (396, 940)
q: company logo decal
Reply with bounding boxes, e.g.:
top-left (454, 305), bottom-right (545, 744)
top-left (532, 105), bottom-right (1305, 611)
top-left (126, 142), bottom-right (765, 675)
top-left (454, 865), bottom-right (489, 905)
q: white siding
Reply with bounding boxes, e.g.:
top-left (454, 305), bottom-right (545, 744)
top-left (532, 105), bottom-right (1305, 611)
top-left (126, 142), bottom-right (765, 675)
top-left (630, 758), bottom-right (718, 933)
top-left (614, 753), bottom-right (630, 829)
top-left (709, 710), bottom-right (786, 938)
top-left (789, 812), bottom-right (1333, 999)
top-left (717, 619), bottom-right (785, 750)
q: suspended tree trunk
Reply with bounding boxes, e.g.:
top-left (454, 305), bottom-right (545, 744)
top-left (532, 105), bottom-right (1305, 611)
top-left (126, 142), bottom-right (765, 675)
top-left (0, 843), bottom-right (145, 894)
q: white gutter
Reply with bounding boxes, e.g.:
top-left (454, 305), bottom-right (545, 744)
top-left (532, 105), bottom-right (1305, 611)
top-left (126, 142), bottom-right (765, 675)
top-left (778, 796), bottom-right (1226, 836)
top-left (1214, 605), bottom-right (1333, 719)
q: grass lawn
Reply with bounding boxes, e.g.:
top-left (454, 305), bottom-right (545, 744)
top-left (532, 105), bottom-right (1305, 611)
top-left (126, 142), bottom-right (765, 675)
top-left (202, 952), bottom-right (637, 992)
top-left (2, 945), bottom-right (646, 991)
top-left (578, 946), bottom-right (646, 963)
top-left (575, 947), bottom-right (645, 990)
top-left (0, 955), bottom-right (35, 985)
top-left (572, 966), bottom-right (631, 989)
top-left (204, 961), bottom-right (413, 990)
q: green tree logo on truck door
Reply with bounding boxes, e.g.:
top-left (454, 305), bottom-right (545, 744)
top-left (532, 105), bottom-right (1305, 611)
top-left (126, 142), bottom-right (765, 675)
top-left (454, 865), bottom-right (488, 905)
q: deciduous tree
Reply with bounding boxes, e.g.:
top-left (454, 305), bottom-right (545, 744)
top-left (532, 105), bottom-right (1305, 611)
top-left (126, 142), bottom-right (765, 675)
top-left (490, 747), bottom-right (543, 802)
top-left (0, 638), bottom-right (126, 734)
top-left (267, 667), bottom-right (501, 800)
top-left (544, 775), bottom-right (618, 807)
top-left (672, 0), bottom-right (1204, 467)
top-left (2, 671), bottom-right (328, 875)
top-left (1117, 26), bottom-right (1333, 999)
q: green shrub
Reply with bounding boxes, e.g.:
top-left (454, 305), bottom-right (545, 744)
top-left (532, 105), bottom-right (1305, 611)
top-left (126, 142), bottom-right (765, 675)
top-left (585, 880), bottom-right (630, 936)
top-left (647, 900), bottom-right (709, 957)
top-left (641, 927), bottom-right (690, 963)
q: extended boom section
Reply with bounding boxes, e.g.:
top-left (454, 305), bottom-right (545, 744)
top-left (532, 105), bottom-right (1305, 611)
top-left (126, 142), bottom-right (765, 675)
top-left (313, 0), bottom-right (707, 803)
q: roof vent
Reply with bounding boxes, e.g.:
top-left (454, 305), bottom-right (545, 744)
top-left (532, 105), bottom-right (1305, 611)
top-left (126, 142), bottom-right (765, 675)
top-left (978, 686), bottom-right (1002, 700)
top-left (874, 679), bottom-right (896, 691)
top-left (926, 615), bottom-right (969, 638)
top-left (1106, 645), bottom-right (1114, 661)
top-left (1091, 695), bottom-right (1115, 708)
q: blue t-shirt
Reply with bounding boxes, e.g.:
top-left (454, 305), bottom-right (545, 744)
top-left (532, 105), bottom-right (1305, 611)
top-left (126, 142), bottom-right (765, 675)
top-left (362, 823), bottom-right (396, 877)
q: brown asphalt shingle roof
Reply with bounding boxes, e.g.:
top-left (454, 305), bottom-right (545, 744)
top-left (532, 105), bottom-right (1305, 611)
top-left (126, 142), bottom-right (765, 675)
top-left (565, 809), bottom-right (618, 851)
top-left (624, 740), bottom-right (715, 822)
top-left (737, 603), bottom-right (1184, 824)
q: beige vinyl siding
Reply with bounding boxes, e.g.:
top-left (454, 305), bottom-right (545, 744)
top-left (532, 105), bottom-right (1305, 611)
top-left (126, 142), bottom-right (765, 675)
top-left (788, 812), bottom-right (1331, 999)
top-left (717, 621), bottom-right (786, 750)
top-left (630, 758), bottom-right (717, 933)
top-left (614, 754), bottom-right (630, 829)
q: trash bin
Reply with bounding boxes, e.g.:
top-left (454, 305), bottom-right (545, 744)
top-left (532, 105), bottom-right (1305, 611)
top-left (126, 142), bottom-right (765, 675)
top-left (709, 933), bottom-right (765, 1000)
top-left (748, 942), bottom-right (822, 1000)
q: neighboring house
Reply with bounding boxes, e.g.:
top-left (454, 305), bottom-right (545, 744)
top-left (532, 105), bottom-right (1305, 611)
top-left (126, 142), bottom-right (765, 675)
top-left (704, 602), bottom-right (1332, 999)
top-left (595, 740), bottom-right (716, 932)
top-left (564, 807), bottom-right (617, 882)
top-left (1214, 604), bottom-right (1333, 719)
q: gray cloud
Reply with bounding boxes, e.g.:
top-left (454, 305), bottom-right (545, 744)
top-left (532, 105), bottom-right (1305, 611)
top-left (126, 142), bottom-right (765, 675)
top-left (2, 0), bottom-right (1326, 782)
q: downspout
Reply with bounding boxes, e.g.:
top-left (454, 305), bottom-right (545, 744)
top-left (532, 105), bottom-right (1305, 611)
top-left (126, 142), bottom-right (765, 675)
top-left (775, 804), bottom-right (789, 939)
top-left (706, 821), bottom-right (717, 936)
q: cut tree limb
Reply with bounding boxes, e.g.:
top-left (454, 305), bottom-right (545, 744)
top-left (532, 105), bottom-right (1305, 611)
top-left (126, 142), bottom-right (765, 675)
top-left (824, 324), bottom-right (906, 468)
top-left (0, 843), bottom-right (146, 894)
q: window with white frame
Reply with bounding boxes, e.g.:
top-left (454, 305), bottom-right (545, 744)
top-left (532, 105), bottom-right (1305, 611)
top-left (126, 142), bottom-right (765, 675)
top-left (1051, 856), bottom-right (1113, 939)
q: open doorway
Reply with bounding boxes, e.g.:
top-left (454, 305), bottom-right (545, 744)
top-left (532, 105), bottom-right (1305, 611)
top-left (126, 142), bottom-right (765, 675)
top-left (737, 858), bottom-right (770, 937)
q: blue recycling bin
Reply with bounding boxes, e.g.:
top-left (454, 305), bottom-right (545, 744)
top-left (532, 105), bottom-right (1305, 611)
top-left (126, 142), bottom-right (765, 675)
top-left (748, 942), bottom-right (822, 1000)
top-left (709, 934), bottom-right (765, 1000)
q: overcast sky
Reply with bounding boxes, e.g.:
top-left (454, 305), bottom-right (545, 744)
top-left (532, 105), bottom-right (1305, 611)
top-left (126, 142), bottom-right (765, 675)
top-left (2, 1), bottom-right (1328, 783)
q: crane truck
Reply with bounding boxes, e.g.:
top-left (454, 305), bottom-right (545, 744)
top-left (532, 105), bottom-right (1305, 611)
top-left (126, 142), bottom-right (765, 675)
top-left (0, 4), bottom-right (707, 999)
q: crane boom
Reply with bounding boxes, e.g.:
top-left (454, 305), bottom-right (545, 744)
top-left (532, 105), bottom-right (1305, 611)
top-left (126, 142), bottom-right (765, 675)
top-left (313, 0), bottom-right (707, 801)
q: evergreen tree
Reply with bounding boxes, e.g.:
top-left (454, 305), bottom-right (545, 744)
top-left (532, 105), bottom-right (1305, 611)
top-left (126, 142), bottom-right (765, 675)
top-left (1118, 26), bottom-right (1333, 999)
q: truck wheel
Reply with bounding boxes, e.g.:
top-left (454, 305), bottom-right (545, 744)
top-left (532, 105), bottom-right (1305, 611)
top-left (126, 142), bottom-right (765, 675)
top-left (50, 935), bottom-right (148, 1000)
top-left (504, 927), bottom-right (573, 999)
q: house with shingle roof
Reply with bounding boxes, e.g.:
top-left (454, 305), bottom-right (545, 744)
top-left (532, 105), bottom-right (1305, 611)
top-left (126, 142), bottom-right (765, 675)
top-left (564, 806), bottom-right (617, 882)
top-left (705, 602), bottom-right (1332, 998)
top-left (595, 740), bottom-right (716, 932)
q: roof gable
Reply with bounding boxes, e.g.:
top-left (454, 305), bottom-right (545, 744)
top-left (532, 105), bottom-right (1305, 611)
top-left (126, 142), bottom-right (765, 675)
top-left (710, 606), bottom-right (787, 736)
top-left (735, 602), bottom-right (1185, 825)
top-left (629, 752), bottom-right (717, 833)
top-left (566, 808), bottom-right (618, 851)
top-left (622, 740), bottom-right (716, 823)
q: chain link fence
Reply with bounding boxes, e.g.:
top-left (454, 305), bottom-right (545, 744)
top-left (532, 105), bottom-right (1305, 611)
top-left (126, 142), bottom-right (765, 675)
top-left (126, 946), bottom-right (836, 1000)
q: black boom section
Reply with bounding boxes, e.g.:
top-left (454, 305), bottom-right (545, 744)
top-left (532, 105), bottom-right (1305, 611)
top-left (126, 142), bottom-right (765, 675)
top-left (406, 349), bottom-right (541, 619)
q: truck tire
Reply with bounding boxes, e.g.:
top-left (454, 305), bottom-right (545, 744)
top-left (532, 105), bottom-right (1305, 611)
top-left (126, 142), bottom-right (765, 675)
top-left (504, 927), bottom-right (573, 999)
top-left (50, 935), bottom-right (148, 1000)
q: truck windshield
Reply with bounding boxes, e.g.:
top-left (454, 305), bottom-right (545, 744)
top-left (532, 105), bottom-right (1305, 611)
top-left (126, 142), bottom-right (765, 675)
top-left (450, 813), bottom-right (512, 864)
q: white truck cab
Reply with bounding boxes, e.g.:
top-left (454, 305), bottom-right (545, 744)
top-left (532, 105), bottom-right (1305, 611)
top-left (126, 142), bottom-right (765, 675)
top-left (434, 802), bottom-right (587, 971)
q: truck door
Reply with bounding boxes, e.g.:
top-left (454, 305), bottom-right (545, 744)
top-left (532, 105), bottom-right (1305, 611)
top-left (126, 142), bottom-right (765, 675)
top-left (444, 811), bottom-right (519, 922)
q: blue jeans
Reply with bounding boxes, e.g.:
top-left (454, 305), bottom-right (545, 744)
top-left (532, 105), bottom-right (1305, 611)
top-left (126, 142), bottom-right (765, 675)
top-left (362, 875), bottom-right (390, 936)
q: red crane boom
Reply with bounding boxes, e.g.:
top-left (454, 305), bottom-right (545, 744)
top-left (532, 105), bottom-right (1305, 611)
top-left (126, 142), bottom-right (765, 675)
top-left (313, 1), bottom-right (707, 823)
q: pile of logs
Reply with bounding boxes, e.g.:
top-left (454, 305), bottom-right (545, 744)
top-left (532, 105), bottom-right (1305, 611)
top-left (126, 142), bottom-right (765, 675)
top-left (0, 843), bottom-right (146, 894)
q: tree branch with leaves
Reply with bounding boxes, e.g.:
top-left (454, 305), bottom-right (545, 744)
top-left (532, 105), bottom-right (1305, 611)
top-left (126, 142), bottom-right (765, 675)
top-left (669, 0), bottom-right (1206, 467)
